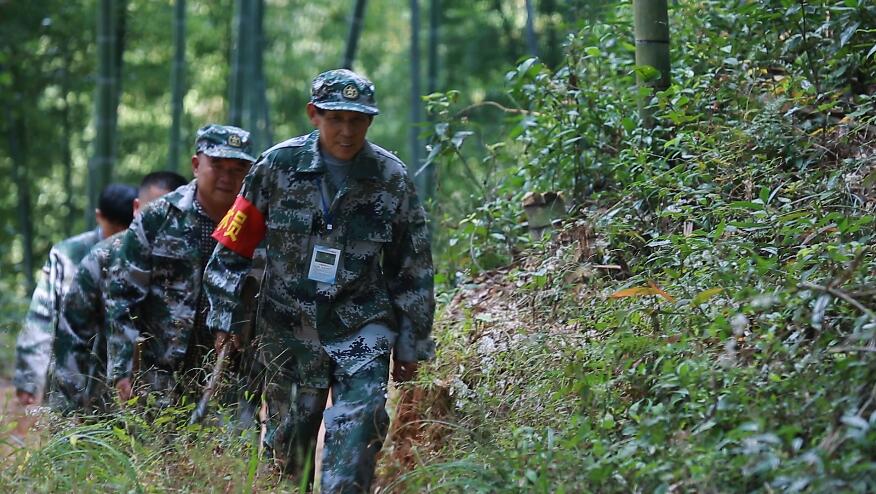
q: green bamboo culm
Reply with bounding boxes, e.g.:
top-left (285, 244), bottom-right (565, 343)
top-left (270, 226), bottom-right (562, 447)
top-left (169, 0), bottom-right (186, 173)
top-left (524, 0), bottom-right (538, 57)
top-left (228, 0), bottom-right (250, 128)
top-left (229, 0), bottom-right (269, 152)
top-left (343, 0), bottom-right (368, 70)
top-left (633, 0), bottom-right (670, 129)
top-left (88, 0), bottom-right (119, 227)
top-left (421, 0), bottom-right (439, 204)
top-left (8, 98), bottom-right (35, 294)
top-left (251, 0), bottom-right (271, 150)
top-left (410, 0), bottom-right (423, 193)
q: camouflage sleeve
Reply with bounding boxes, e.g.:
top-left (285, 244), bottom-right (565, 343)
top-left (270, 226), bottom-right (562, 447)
top-left (205, 156), bottom-right (272, 334)
top-left (13, 257), bottom-right (54, 396)
top-left (385, 174), bottom-right (436, 362)
top-left (106, 218), bottom-right (152, 382)
top-left (53, 251), bottom-right (103, 400)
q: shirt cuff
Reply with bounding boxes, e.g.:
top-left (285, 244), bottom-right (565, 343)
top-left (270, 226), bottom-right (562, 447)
top-left (393, 314), bottom-right (436, 362)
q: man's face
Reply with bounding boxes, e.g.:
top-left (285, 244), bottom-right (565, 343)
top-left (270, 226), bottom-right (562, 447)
top-left (307, 104), bottom-right (372, 161)
top-left (192, 154), bottom-right (250, 207)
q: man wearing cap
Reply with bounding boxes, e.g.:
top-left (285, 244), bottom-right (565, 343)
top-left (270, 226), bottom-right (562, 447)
top-left (107, 125), bottom-right (255, 403)
top-left (204, 69), bottom-right (434, 492)
top-left (51, 171), bottom-right (188, 412)
top-left (13, 183), bottom-right (139, 407)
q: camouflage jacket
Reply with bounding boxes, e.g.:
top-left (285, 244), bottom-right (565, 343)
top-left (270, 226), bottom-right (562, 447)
top-left (204, 131), bottom-right (435, 381)
top-left (106, 181), bottom-right (209, 382)
top-left (51, 232), bottom-right (124, 408)
top-left (14, 229), bottom-right (101, 396)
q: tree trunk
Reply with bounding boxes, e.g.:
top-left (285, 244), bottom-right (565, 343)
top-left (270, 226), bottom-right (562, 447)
top-left (7, 94), bottom-right (35, 294)
top-left (342, 0), bottom-right (368, 70)
top-left (169, 0), bottom-right (186, 172)
top-left (541, 0), bottom-right (560, 67)
top-left (421, 0), bottom-right (439, 203)
top-left (633, 0), bottom-right (670, 128)
top-left (89, 0), bottom-right (119, 227)
top-left (252, 0), bottom-right (271, 151)
top-left (229, 0), bottom-right (269, 151)
top-left (228, 0), bottom-right (250, 127)
top-left (427, 0), bottom-right (438, 96)
top-left (410, 0), bottom-right (423, 193)
top-left (112, 0), bottom-right (127, 139)
top-left (524, 0), bottom-right (538, 57)
top-left (61, 47), bottom-right (75, 237)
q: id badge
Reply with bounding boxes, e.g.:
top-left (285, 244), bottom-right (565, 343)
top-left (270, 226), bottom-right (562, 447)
top-left (308, 244), bottom-right (342, 284)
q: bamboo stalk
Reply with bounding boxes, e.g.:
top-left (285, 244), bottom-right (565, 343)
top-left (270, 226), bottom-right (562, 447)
top-left (169, 0), bottom-right (186, 172)
top-left (524, 0), bottom-right (538, 57)
top-left (633, 0), bottom-right (670, 128)
top-left (228, 0), bottom-right (248, 126)
top-left (89, 0), bottom-right (118, 226)
top-left (342, 0), bottom-right (368, 70)
top-left (410, 0), bottom-right (423, 190)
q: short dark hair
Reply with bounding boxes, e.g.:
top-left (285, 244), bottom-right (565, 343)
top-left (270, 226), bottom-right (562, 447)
top-left (98, 183), bottom-right (138, 227)
top-left (140, 171), bottom-right (187, 193)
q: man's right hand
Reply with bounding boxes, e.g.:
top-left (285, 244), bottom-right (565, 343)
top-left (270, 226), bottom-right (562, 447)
top-left (214, 330), bottom-right (240, 354)
top-left (116, 377), bottom-right (133, 403)
top-left (15, 390), bottom-right (36, 407)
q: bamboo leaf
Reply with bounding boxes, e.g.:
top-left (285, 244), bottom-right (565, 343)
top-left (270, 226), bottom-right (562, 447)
top-left (692, 287), bottom-right (724, 306)
top-left (648, 281), bottom-right (676, 303)
top-left (451, 131), bottom-right (474, 150)
top-left (611, 283), bottom-right (675, 303)
top-left (811, 294), bottom-right (831, 329)
top-left (839, 22), bottom-right (860, 48)
top-left (841, 415), bottom-right (869, 430)
top-left (633, 64), bottom-right (661, 82)
top-left (611, 287), bottom-right (662, 298)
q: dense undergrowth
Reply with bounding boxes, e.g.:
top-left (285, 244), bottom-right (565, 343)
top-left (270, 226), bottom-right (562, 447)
top-left (0, 397), bottom-right (309, 492)
top-left (387, 0), bottom-right (876, 492)
top-left (2, 0), bottom-right (875, 492)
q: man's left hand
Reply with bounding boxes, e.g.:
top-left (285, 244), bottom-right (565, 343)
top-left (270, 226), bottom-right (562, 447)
top-left (392, 358), bottom-right (418, 383)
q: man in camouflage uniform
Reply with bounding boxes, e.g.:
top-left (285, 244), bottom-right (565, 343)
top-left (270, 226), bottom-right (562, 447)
top-left (204, 69), bottom-right (435, 493)
top-left (51, 172), bottom-right (188, 411)
top-left (107, 125), bottom-right (255, 404)
top-left (14, 184), bottom-right (139, 406)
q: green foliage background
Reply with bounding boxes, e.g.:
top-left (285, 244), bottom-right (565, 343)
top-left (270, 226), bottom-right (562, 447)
top-left (0, 0), bottom-right (578, 326)
top-left (1, 0), bottom-right (875, 491)
top-left (393, 0), bottom-right (876, 492)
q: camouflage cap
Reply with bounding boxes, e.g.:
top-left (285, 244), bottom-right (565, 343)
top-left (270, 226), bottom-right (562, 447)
top-left (195, 124), bottom-right (256, 162)
top-left (310, 69), bottom-right (379, 115)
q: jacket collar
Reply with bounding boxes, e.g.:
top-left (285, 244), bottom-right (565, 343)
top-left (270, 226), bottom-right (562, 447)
top-left (296, 130), bottom-right (381, 180)
top-left (164, 180), bottom-right (197, 212)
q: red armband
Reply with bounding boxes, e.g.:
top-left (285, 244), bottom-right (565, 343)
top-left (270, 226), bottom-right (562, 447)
top-left (212, 195), bottom-right (266, 258)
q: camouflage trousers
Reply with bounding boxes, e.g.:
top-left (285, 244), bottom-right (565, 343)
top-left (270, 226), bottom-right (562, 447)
top-left (49, 332), bottom-right (113, 414)
top-left (261, 354), bottom-right (390, 493)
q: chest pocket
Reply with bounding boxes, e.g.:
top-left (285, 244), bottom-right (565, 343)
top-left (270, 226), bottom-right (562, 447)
top-left (343, 219), bottom-right (392, 281)
top-left (151, 235), bottom-right (196, 293)
top-left (266, 210), bottom-right (313, 272)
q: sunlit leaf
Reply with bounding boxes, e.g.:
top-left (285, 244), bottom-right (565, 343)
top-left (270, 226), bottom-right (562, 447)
top-left (633, 64), bottom-right (661, 82)
top-left (691, 288), bottom-right (724, 306)
top-left (811, 294), bottom-right (831, 330)
top-left (451, 131), bottom-right (474, 150)
top-left (611, 283), bottom-right (675, 303)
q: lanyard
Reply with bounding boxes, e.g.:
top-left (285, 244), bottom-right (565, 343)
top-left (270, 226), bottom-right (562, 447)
top-left (317, 177), bottom-right (334, 231)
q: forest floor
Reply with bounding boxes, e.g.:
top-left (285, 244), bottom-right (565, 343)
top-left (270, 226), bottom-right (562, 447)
top-left (0, 375), bottom-right (40, 458)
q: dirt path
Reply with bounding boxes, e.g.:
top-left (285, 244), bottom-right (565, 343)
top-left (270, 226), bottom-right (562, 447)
top-left (0, 378), bottom-right (41, 457)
